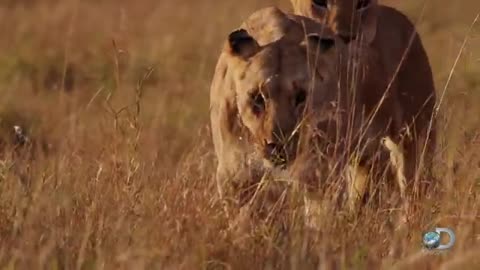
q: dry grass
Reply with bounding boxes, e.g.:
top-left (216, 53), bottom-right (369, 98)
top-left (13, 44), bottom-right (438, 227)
top-left (0, 0), bottom-right (478, 269)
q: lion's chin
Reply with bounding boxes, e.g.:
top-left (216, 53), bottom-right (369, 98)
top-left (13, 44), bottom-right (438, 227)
top-left (262, 157), bottom-right (288, 170)
top-left (262, 158), bottom-right (275, 169)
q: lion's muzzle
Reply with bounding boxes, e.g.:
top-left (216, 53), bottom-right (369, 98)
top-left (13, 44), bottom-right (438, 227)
top-left (262, 136), bottom-right (299, 167)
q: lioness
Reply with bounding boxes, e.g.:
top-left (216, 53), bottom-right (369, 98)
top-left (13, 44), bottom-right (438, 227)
top-left (209, 7), bottom-right (345, 218)
top-left (290, 0), bottom-right (437, 200)
top-left (210, 8), bottom-right (411, 233)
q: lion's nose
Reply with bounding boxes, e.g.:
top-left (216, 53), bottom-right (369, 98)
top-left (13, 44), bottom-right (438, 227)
top-left (265, 142), bottom-right (279, 156)
top-left (264, 140), bottom-right (288, 166)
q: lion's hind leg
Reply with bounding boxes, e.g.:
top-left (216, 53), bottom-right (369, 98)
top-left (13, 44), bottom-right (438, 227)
top-left (381, 136), bottom-right (407, 199)
top-left (381, 136), bottom-right (412, 230)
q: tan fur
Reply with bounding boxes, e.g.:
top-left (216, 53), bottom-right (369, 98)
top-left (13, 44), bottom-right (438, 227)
top-left (291, 0), bottom-right (437, 204)
top-left (209, 7), bottom-right (345, 215)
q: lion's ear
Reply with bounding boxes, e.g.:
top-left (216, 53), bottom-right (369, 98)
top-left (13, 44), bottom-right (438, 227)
top-left (361, 3), bottom-right (379, 44)
top-left (303, 33), bottom-right (336, 53)
top-left (227, 29), bottom-right (260, 59)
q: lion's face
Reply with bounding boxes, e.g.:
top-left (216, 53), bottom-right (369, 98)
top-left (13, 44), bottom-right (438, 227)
top-left (291, 0), bottom-right (378, 44)
top-left (225, 29), bottom-right (339, 167)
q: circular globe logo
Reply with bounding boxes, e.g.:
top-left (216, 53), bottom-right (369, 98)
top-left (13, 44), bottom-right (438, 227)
top-left (423, 231), bottom-right (441, 250)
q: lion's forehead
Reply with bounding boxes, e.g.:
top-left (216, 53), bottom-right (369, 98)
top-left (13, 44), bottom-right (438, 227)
top-left (239, 66), bottom-right (307, 92)
top-left (240, 49), bottom-right (308, 81)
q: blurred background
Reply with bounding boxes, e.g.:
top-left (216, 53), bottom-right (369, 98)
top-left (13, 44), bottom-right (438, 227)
top-left (0, 0), bottom-right (478, 269)
top-left (0, 0), bottom-right (477, 150)
top-left (0, 0), bottom-right (478, 163)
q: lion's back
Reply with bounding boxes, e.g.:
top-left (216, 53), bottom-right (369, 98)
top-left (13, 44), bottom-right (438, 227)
top-left (376, 5), bottom-right (436, 128)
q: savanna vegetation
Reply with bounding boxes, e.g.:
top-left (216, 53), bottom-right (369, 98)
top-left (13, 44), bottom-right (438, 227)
top-left (0, 0), bottom-right (478, 269)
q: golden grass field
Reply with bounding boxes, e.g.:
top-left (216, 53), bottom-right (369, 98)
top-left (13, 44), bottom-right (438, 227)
top-left (0, 0), bottom-right (478, 269)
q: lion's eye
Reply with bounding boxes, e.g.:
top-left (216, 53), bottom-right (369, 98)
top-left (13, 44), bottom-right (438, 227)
top-left (250, 92), bottom-right (265, 114)
top-left (295, 89), bottom-right (307, 107)
top-left (356, 0), bottom-right (370, 10)
top-left (312, 0), bottom-right (328, 9)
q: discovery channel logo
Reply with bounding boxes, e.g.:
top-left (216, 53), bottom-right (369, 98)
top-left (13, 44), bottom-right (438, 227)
top-left (422, 228), bottom-right (456, 251)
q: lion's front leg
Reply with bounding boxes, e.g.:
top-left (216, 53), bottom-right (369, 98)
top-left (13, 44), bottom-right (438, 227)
top-left (215, 161), bottom-right (255, 216)
top-left (215, 163), bottom-right (234, 218)
top-left (215, 163), bottom-right (254, 246)
top-left (288, 154), bottom-right (326, 231)
top-left (346, 161), bottom-right (369, 213)
top-left (303, 194), bottom-right (323, 231)
top-left (216, 156), bottom-right (269, 241)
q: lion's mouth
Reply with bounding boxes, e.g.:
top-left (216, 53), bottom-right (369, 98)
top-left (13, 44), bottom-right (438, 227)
top-left (262, 141), bottom-right (294, 168)
top-left (267, 154), bottom-right (287, 167)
